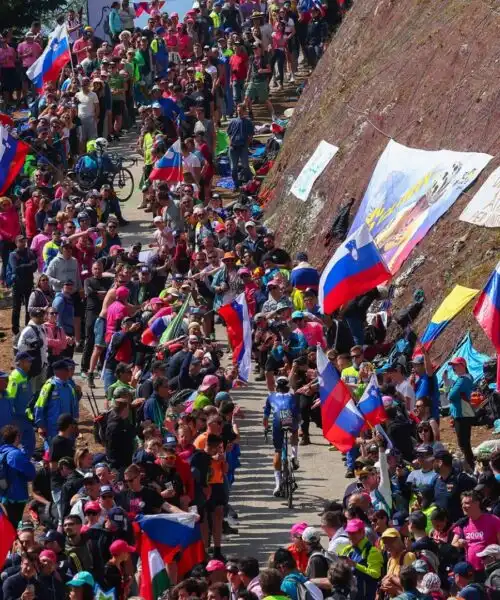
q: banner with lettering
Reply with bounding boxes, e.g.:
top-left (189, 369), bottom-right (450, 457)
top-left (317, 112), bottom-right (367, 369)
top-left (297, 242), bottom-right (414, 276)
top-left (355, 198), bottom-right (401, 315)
top-left (350, 140), bottom-right (493, 273)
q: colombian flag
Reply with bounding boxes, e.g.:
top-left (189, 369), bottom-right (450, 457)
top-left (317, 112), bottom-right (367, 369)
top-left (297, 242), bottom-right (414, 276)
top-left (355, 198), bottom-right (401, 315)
top-left (419, 284), bottom-right (479, 351)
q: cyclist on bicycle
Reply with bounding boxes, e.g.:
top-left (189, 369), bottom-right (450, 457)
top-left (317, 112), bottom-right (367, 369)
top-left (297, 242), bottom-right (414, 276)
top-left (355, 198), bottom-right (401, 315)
top-left (75, 137), bottom-right (118, 187)
top-left (263, 376), bottom-right (300, 497)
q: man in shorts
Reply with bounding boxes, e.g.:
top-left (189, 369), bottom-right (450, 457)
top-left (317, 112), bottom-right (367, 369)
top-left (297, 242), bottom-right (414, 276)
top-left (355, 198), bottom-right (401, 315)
top-left (245, 42), bottom-right (275, 120)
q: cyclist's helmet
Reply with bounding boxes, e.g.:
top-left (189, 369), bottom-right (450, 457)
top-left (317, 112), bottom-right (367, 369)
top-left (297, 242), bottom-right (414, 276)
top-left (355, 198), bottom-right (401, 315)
top-left (95, 137), bottom-right (108, 151)
top-left (276, 376), bottom-right (290, 392)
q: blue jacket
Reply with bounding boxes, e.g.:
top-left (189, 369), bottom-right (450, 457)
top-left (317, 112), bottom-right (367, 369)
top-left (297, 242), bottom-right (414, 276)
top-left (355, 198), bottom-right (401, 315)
top-left (108, 8), bottom-right (122, 35)
top-left (448, 374), bottom-right (475, 419)
top-left (0, 443), bottom-right (36, 502)
top-left (281, 571), bottom-right (308, 600)
top-left (0, 391), bottom-right (14, 430)
top-left (34, 377), bottom-right (78, 438)
top-left (7, 249), bottom-right (37, 287)
top-left (52, 292), bottom-right (75, 335)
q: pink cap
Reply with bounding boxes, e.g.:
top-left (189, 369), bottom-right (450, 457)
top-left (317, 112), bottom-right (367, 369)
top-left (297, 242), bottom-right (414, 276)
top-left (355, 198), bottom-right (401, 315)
top-left (345, 518), bottom-right (366, 533)
top-left (382, 395), bottom-right (394, 408)
top-left (449, 357), bottom-right (467, 367)
top-left (214, 222), bottom-right (226, 232)
top-left (238, 267), bottom-right (251, 276)
top-left (39, 550), bottom-right (57, 562)
top-left (110, 539), bottom-right (136, 556)
top-left (115, 286), bottom-right (129, 300)
top-left (83, 500), bottom-right (101, 513)
top-left (199, 374), bottom-right (219, 392)
top-left (206, 559), bottom-right (226, 572)
top-left (290, 521), bottom-right (308, 537)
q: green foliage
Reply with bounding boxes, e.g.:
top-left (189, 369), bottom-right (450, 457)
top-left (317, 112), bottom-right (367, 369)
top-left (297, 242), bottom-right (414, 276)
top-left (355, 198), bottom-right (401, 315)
top-left (0, 0), bottom-right (69, 31)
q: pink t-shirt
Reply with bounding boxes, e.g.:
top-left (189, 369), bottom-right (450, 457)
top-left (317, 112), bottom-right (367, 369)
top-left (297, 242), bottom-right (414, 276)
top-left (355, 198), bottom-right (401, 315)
top-left (31, 233), bottom-right (51, 271)
top-left (0, 46), bottom-right (17, 68)
top-left (294, 322), bottom-right (327, 349)
top-left (17, 41), bottom-right (42, 67)
top-left (105, 300), bottom-right (128, 341)
top-left (453, 513), bottom-right (500, 570)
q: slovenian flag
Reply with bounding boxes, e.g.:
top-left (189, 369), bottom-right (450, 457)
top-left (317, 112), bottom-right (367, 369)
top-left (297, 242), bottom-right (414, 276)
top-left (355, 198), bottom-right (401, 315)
top-left (319, 224), bottom-right (391, 315)
top-left (26, 24), bottom-right (71, 91)
top-left (473, 261), bottom-right (500, 351)
top-left (218, 292), bottom-right (252, 382)
top-left (0, 509), bottom-right (16, 570)
top-left (357, 375), bottom-right (386, 429)
top-left (149, 140), bottom-right (184, 183)
top-left (134, 512), bottom-right (205, 591)
top-left (419, 284), bottom-right (479, 352)
top-left (0, 126), bottom-right (30, 196)
top-left (317, 345), bottom-right (365, 451)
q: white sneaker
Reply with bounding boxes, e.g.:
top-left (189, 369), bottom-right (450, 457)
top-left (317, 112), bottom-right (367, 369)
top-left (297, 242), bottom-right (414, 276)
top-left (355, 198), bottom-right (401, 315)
top-left (273, 483), bottom-right (281, 497)
top-left (290, 74), bottom-right (296, 83)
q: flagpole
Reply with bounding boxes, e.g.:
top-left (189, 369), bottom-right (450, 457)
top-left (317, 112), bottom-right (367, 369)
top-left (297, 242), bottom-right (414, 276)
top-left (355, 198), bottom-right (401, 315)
top-left (63, 24), bottom-right (76, 77)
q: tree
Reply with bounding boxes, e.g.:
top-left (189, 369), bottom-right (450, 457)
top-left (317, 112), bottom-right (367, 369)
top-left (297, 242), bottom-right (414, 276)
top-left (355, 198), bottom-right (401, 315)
top-left (0, 0), bottom-right (69, 31)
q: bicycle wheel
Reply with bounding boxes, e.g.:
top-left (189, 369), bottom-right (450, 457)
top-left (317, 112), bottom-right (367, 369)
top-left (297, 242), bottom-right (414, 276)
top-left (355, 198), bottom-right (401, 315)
top-left (113, 167), bottom-right (135, 202)
top-left (287, 459), bottom-right (294, 508)
top-left (282, 460), bottom-right (289, 499)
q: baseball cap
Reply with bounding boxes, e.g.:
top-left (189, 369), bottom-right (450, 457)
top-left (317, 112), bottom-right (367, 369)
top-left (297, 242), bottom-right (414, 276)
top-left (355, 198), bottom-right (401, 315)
top-left (412, 355), bottom-right (425, 365)
top-left (244, 220), bottom-right (256, 228)
top-left (151, 102), bottom-right (162, 109)
top-left (44, 530), bottom-right (65, 546)
top-left (290, 522), bottom-right (308, 537)
top-left (199, 374), bottom-right (219, 391)
top-left (99, 485), bottom-right (114, 496)
top-left (83, 473), bottom-right (99, 484)
top-left (296, 252), bottom-right (308, 261)
top-left (380, 528), bottom-right (401, 540)
top-left (416, 443), bottom-right (434, 455)
top-left (109, 539), bottom-right (136, 556)
top-left (0, 371), bottom-right (9, 379)
top-left (107, 506), bottom-right (128, 529)
top-left (433, 448), bottom-right (453, 462)
top-left (206, 559), bottom-right (226, 572)
top-left (476, 544), bottom-right (500, 558)
top-left (453, 562), bottom-right (474, 577)
top-left (83, 500), bottom-right (101, 513)
top-left (291, 311), bottom-right (304, 320)
top-left (345, 518), bottom-right (365, 533)
top-left (302, 526), bottom-right (322, 543)
top-left (18, 520), bottom-right (35, 531)
top-left (115, 286), bottom-right (129, 300)
top-left (15, 352), bottom-right (33, 362)
top-left (391, 511), bottom-right (409, 529)
top-left (39, 550), bottom-right (57, 563)
top-left (67, 572), bottom-right (95, 587)
top-left (449, 357), bottom-right (467, 367)
top-left (153, 216), bottom-right (163, 223)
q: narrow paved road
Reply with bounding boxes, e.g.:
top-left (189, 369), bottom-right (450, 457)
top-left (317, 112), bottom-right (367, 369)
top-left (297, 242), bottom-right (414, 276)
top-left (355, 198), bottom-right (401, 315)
top-left (77, 129), bottom-right (347, 563)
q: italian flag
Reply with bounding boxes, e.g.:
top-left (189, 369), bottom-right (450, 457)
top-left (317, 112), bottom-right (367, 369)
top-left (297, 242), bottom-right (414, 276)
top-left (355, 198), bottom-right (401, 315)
top-left (148, 549), bottom-right (170, 600)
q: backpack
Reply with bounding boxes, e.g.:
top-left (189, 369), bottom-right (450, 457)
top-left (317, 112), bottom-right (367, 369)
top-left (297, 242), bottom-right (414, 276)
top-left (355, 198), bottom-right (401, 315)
top-left (296, 580), bottom-right (324, 600)
top-left (0, 450), bottom-right (9, 490)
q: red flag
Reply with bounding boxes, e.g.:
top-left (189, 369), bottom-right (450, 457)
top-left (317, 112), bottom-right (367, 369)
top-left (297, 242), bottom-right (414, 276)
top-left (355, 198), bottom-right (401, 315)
top-left (0, 508), bottom-right (16, 569)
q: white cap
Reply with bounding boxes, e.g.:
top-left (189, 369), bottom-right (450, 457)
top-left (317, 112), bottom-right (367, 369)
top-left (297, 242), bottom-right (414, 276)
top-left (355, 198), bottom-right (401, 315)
top-left (153, 216), bottom-right (163, 223)
top-left (245, 220), bottom-right (256, 229)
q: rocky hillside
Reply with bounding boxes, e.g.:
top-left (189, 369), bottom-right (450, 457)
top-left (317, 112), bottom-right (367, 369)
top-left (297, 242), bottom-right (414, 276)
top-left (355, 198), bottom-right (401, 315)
top-left (263, 0), bottom-right (500, 358)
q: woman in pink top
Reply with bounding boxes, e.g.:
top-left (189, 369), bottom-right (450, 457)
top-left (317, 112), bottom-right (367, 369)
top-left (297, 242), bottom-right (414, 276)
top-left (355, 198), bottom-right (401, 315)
top-left (0, 197), bottom-right (21, 284)
top-left (0, 39), bottom-right (19, 102)
top-left (44, 308), bottom-right (69, 371)
top-left (270, 21), bottom-right (287, 89)
top-left (291, 311), bottom-right (327, 349)
top-left (452, 490), bottom-right (500, 572)
top-left (177, 25), bottom-right (193, 60)
top-left (105, 285), bottom-right (131, 342)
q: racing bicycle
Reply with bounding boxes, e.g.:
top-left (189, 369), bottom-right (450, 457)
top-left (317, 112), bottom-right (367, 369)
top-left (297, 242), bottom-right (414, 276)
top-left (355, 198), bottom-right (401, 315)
top-left (265, 425), bottom-right (297, 508)
top-left (75, 152), bottom-right (137, 202)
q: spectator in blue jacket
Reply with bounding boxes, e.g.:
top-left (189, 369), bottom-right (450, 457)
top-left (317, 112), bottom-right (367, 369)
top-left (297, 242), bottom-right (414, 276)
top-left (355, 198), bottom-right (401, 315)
top-left (0, 424), bottom-right (36, 526)
top-left (52, 280), bottom-right (75, 339)
top-left (34, 360), bottom-right (79, 441)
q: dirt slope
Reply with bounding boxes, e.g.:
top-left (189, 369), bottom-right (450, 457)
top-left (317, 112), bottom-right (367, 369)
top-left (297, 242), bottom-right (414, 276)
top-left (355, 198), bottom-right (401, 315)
top-left (262, 0), bottom-right (500, 358)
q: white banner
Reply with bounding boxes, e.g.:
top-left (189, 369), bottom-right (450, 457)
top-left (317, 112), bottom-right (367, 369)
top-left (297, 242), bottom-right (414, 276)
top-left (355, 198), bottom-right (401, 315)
top-left (291, 140), bottom-right (339, 202)
top-left (459, 166), bottom-right (500, 227)
top-left (350, 140), bottom-right (493, 273)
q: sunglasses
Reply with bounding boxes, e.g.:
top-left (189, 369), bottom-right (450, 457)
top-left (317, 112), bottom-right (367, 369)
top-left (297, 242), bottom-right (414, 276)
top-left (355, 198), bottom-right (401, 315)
top-left (108, 225), bottom-right (117, 229)
top-left (351, 354), bottom-right (361, 358)
top-left (48, 312), bottom-right (58, 315)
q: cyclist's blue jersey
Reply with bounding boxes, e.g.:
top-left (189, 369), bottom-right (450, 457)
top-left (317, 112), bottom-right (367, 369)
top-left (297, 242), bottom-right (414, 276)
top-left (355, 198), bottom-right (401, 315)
top-left (264, 392), bottom-right (299, 430)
